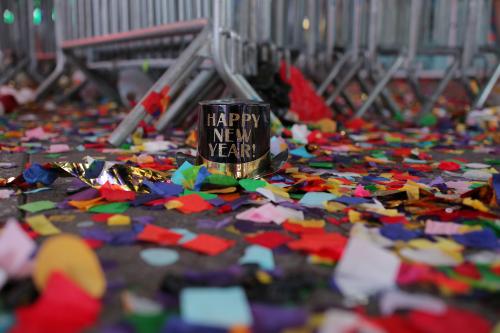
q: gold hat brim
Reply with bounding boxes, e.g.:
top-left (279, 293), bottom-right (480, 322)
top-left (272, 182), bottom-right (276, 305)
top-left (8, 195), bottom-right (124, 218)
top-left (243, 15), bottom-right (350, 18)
top-left (176, 149), bottom-right (288, 179)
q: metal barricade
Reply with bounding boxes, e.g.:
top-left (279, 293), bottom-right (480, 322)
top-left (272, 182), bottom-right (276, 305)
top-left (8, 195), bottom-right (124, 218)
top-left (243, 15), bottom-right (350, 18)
top-left (311, 0), bottom-right (497, 117)
top-left (12, 0), bottom-right (500, 128)
top-left (0, 0), bottom-right (56, 85)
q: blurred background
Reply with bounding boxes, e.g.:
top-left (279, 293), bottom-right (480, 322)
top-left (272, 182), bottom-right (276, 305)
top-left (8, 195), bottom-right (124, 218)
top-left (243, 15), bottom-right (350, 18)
top-left (1, 0), bottom-right (499, 141)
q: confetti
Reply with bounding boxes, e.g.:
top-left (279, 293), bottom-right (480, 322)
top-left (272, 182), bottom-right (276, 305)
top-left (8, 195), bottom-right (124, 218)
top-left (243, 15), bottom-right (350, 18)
top-left (19, 200), bottom-right (56, 213)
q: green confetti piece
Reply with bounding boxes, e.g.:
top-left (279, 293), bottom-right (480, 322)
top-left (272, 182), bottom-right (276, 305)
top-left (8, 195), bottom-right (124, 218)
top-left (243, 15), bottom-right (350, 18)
top-left (182, 190), bottom-right (217, 200)
top-left (142, 59), bottom-right (150, 73)
top-left (290, 193), bottom-right (305, 200)
top-left (384, 135), bottom-right (402, 143)
top-left (126, 312), bottom-right (168, 333)
top-left (394, 110), bottom-right (404, 122)
top-left (441, 266), bottom-right (500, 291)
top-left (309, 161), bottom-right (334, 169)
top-left (418, 113), bottom-right (437, 127)
top-left (205, 174), bottom-right (238, 187)
top-left (19, 200), bottom-right (56, 213)
top-left (88, 202), bottom-right (129, 214)
top-left (45, 153), bottom-right (62, 159)
top-left (463, 220), bottom-right (500, 236)
top-left (364, 184), bottom-right (378, 192)
top-left (485, 158), bottom-right (500, 165)
top-left (469, 182), bottom-right (486, 189)
top-left (371, 151), bottom-right (387, 159)
top-left (238, 178), bottom-right (267, 192)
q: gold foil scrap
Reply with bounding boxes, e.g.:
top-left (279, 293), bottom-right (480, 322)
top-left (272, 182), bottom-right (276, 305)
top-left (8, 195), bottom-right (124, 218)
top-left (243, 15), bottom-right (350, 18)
top-left (54, 162), bottom-right (170, 193)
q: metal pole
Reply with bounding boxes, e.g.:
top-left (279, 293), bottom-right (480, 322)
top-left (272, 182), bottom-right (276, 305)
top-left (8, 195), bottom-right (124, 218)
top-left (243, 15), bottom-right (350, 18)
top-left (316, 52), bottom-right (351, 95)
top-left (421, 59), bottom-right (460, 115)
top-left (34, 0), bottom-right (66, 101)
top-left (108, 26), bottom-right (210, 146)
top-left (473, 61), bottom-right (500, 109)
top-left (355, 54), bottom-right (405, 117)
top-left (325, 0), bottom-right (337, 62)
top-left (326, 58), bottom-right (364, 105)
top-left (155, 70), bottom-right (217, 131)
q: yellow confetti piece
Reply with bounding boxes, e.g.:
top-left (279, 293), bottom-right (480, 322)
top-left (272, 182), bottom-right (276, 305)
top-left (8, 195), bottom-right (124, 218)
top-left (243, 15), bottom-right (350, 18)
top-left (107, 214), bottom-right (131, 226)
top-left (368, 207), bottom-right (401, 217)
top-left (256, 270), bottom-right (272, 284)
top-left (165, 200), bottom-right (183, 210)
top-left (223, 225), bottom-right (241, 235)
top-left (288, 218), bottom-right (325, 228)
top-left (264, 184), bottom-right (290, 198)
top-left (402, 181), bottom-right (420, 201)
top-left (26, 215), bottom-right (60, 236)
top-left (408, 237), bottom-right (464, 252)
top-left (68, 197), bottom-right (104, 211)
top-left (458, 225), bottom-right (483, 233)
top-left (348, 210), bottom-right (363, 223)
top-left (462, 198), bottom-right (489, 212)
top-left (325, 178), bottom-right (343, 186)
top-left (364, 156), bottom-right (394, 164)
top-left (309, 255), bottom-right (336, 265)
top-left (34, 234), bottom-right (106, 298)
top-left (204, 186), bottom-right (237, 194)
top-left (315, 118), bottom-right (337, 133)
top-left (323, 201), bottom-right (346, 212)
top-left (132, 130), bottom-right (143, 145)
top-left (48, 214), bottom-right (76, 223)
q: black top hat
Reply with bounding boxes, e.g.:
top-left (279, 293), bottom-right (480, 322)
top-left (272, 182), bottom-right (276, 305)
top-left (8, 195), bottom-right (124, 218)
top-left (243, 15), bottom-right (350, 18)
top-left (195, 99), bottom-right (287, 179)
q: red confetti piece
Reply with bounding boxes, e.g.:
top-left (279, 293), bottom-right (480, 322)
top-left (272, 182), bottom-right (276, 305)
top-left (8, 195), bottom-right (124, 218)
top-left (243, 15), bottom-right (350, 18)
top-left (91, 213), bottom-right (115, 223)
top-left (408, 307), bottom-right (491, 333)
top-left (287, 233), bottom-right (347, 255)
top-left (245, 231), bottom-right (294, 249)
top-left (453, 262), bottom-right (482, 280)
top-left (438, 161), bottom-right (461, 171)
top-left (174, 194), bottom-right (213, 214)
top-left (182, 234), bottom-right (235, 256)
top-left (99, 182), bottom-right (136, 202)
top-left (136, 224), bottom-right (182, 246)
top-left (283, 221), bottom-right (326, 235)
top-left (11, 272), bottom-right (101, 333)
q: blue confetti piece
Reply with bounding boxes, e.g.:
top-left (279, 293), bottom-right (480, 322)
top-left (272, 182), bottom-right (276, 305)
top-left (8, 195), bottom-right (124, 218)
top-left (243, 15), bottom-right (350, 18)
top-left (290, 146), bottom-right (314, 158)
top-left (193, 166), bottom-right (210, 191)
top-left (239, 245), bottom-right (275, 270)
top-left (333, 196), bottom-right (372, 205)
top-left (380, 224), bottom-right (422, 241)
top-left (362, 175), bottom-right (390, 182)
top-left (23, 163), bottom-right (57, 185)
top-left (492, 174), bottom-right (500, 206)
top-left (140, 248), bottom-right (179, 266)
top-left (143, 180), bottom-right (183, 197)
top-left (453, 229), bottom-right (498, 250)
top-left (299, 192), bottom-right (336, 208)
top-left (171, 228), bottom-right (198, 244)
top-left (180, 287), bottom-right (252, 329)
top-left (84, 160), bottom-right (105, 179)
top-left (163, 316), bottom-right (226, 333)
top-left (172, 161), bottom-right (193, 185)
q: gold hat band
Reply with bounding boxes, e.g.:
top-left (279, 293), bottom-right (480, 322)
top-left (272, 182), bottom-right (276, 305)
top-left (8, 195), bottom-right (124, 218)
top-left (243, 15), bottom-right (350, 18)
top-left (197, 151), bottom-right (271, 179)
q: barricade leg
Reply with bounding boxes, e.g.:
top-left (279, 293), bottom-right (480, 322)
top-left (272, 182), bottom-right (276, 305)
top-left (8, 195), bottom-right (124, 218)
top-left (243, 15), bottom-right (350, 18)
top-left (356, 54), bottom-right (405, 118)
top-left (421, 58), bottom-right (460, 115)
top-left (473, 60), bottom-right (500, 109)
top-left (108, 26), bottom-right (211, 146)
